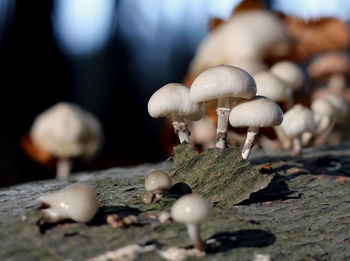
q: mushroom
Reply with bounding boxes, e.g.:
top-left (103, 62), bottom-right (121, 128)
top-left (189, 10), bottom-right (290, 77)
top-left (30, 102), bottom-right (103, 180)
top-left (189, 116), bottom-right (216, 150)
top-left (141, 192), bottom-right (154, 204)
top-left (254, 71), bottom-right (294, 149)
top-left (38, 183), bottom-right (98, 224)
top-left (148, 83), bottom-right (204, 144)
top-left (309, 94), bottom-right (349, 144)
top-left (280, 105), bottom-right (315, 155)
top-left (190, 65), bottom-right (256, 149)
top-left (145, 170), bottom-right (171, 199)
top-left (254, 71), bottom-right (293, 110)
top-left (171, 193), bottom-right (211, 251)
top-left (229, 96), bottom-right (283, 160)
top-left (270, 61), bottom-right (304, 91)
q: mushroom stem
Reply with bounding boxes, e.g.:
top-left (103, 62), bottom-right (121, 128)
top-left (40, 208), bottom-right (67, 224)
top-left (292, 136), bottom-right (302, 155)
top-left (172, 115), bottom-right (190, 144)
top-left (187, 224), bottom-right (206, 251)
top-left (56, 158), bottom-right (73, 180)
top-left (241, 126), bottom-right (259, 160)
top-left (216, 97), bottom-right (231, 149)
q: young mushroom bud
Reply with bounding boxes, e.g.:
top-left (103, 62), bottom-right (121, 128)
top-left (280, 104), bottom-right (315, 155)
top-left (190, 65), bottom-right (256, 149)
top-left (145, 170), bottom-right (171, 199)
top-left (229, 96), bottom-right (283, 160)
top-left (270, 61), bottom-right (304, 91)
top-left (171, 193), bottom-right (211, 251)
top-left (148, 83), bottom-right (204, 144)
top-left (30, 102), bottom-right (103, 180)
top-left (38, 183), bottom-right (98, 224)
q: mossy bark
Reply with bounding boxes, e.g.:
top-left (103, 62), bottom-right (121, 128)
top-left (1, 143), bottom-right (350, 260)
top-left (171, 144), bottom-right (273, 207)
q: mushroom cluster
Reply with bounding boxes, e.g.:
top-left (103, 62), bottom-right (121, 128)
top-left (148, 64), bottom-right (284, 159)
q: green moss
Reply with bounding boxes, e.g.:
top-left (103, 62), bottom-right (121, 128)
top-left (171, 144), bottom-right (274, 207)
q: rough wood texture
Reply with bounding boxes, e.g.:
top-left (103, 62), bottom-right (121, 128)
top-left (1, 143), bottom-right (350, 260)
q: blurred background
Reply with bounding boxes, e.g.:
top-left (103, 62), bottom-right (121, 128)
top-left (1, 0), bottom-right (350, 187)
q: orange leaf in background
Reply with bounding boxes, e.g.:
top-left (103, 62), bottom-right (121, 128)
top-left (20, 134), bottom-right (56, 168)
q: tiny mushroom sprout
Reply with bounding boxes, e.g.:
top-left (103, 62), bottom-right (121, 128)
top-left (270, 61), bottom-right (304, 91)
top-left (38, 183), bottom-right (98, 224)
top-left (148, 83), bottom-right (204, 144)
top-left (229, 96), bottom-right (283, 160)
top-left (190, 65), bottom-right (257, 149)
top-left (30, 102), bottom-right (103, 180)
top-left (280, 104), bottom-right (315, 155)
top-left (145, 170), bottom-right (171, 199)
top-left (171, 193), bottom-right (211, 251)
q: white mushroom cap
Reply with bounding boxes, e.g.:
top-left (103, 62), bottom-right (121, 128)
top-left (148, 83), bottom-right (203, 121)
top-left (270, 61), bottom-right (304, 91)
top-left (321, 94), bottom-right (348, 118)
top-left (190, 65), bottom-right (257, 103)
top-left (30, 102), bottom-right (103, 159)
top-left (171, 193), bottom-right (211, 225)
top-left (280, 104), bottom-right (315, 137)
top-left (254, 71), bottom-right (292, 102)
top-left (38, 183), bottom-right (98, 223)
top-left (229, 96), bottom-right (283, 128)
top-left (145, 171), bottom-right (171, 193)
top-left (189, 11), bottom-right (290, 74)
top-left (311, 97), bottom-right (337, 117)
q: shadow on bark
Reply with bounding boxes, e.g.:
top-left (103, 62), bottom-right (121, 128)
top-left (206, 229), bottom-right (276, 253)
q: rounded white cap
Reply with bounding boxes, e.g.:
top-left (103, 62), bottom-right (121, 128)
top-left (145, 171), bottom-right (171, 193)
top-left (254, 71), bottom-right (292, 102)
top-left (189, 11), bottom-right (289, 75)
top-left (148, 83), bottom-right (204, 121)
top-left (171, 193), bottom-right (211, 225)
top-left (190, 65), bottom-right (256, 103)
top-left (38, 183), bottom-right (98, 223)
top-left (270, 61), bottom-right (304, 91)
top-left (280, 104), bottom-right (315, 137)
top-left (229, 96), bottom-right (283, 128)
top-left (30, 102), bottom-right (103, 158)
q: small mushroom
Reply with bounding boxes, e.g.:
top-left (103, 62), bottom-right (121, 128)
top-left (190, 65), bottom-right (256, 149)
top-left (145, 171), bottom-right (171, 199)
top-left (141, 191), bottom-right (154, 204)
top-left (38, 183), bottom-right (98, 224)
top-left (158, 211), bottom-right (172, 223)
top-left (280, 105), bottom-right (315, 155)
top-left (229, 96), bottom-right (283, 160)
top-left (171, 193), bottom-right (211, 251)
top-left (30, 102), bottom-right (103, 179)
top-left (189, 116), bottom-right (216, 150)
top-left (270, 61), bottom-right (304, 91)
top-left (309, 94), bottom-right (348, 144)
top-left (148, 83), bottom-right (204, 144)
